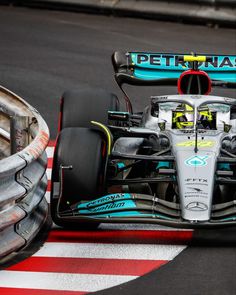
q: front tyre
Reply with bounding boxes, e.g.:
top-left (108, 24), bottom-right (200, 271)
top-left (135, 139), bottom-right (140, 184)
top-left (50, 127), bottom-right (107, 228)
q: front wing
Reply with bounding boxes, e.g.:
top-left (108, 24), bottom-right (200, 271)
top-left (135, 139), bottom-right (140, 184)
top-left (55, 192), bottom-right (236, 228)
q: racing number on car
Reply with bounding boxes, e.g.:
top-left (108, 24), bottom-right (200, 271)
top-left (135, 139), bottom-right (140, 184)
top-left (177, 141), bottom-right (215, 148)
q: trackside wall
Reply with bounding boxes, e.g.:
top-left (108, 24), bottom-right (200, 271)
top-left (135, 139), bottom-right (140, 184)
top-left (1, 0), bottom-right (235, 27)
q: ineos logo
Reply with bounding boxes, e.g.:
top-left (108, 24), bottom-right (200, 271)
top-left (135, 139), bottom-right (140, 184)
top-left (187, 187), bottom-right (203, 192)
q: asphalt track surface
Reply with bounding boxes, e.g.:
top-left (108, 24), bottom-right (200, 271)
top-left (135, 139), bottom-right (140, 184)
top-left (0, 5), bottom-right (236, 295)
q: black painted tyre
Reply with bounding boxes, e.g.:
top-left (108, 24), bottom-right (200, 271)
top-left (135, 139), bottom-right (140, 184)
top-left (51, 127), bottom-right (106, 228)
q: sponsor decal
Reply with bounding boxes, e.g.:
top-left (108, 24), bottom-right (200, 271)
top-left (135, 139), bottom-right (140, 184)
top-left (78, 198), bottom-right (137, 215)
top-left (181, 130), bottom-right (194, 134)
top-left (190, 95), bottom-right (201, 99)
top-left (184, 187), bottom-right (208, 198)
top-left (80, 193), bottom-right (128, 209)
top-left (77, 194), bottom-right (137, 216)
top-left (184, 178), bottom-right (208, 187)
top-left (187, 187), bottom-right (203, 192)
top-left (185, 202), bottom-right (208, 211)
top-left (185, 155), bottom-right (209, 167)
top-left (133, 54), bottom-right (236, 69)
top-left (87, 202), bottom-right (126, 213)
top-left (224, 124), bottom-right (232, 133)
top-left (224, 97), bottom-right (235, 104)
top-left (156, 96), bottom-right (168, 101)
top-left (177, 140), bottom-right (215, 148)
top-left (185, 178), bottom-right (208, 183)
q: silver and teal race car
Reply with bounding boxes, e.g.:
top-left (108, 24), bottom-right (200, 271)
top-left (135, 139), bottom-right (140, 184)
top-left (50, 52), bottom-right (236, 228)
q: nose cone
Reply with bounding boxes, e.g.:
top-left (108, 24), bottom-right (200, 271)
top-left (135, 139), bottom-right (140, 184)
top-left (175, 150), bottom-right (217, 222)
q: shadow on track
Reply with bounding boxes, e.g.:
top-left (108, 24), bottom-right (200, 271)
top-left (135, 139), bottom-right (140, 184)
top-left (192, 226), bottom-right (236, 246)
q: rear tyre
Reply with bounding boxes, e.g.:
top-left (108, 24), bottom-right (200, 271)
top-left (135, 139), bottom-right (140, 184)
top-left (51, 127), bottom-right (106, 228)
top-left (59, 88), bottom-right (119, 130)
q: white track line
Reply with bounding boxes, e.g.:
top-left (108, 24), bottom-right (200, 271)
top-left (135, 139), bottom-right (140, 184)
top-left (45, 191), bottom-right (50, 203)
top-left (46, 146), bottom-right (54, 158)
top-left (0, 271), bottom-right (136, 292)
top-left (33, 242), bottom-right (186, 260)
top-left (46, 168), bottom-right (52, 180)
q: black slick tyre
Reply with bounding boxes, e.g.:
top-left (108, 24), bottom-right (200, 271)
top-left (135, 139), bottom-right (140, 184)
top-left (59, 88), bottom-right (119, 130)
top-left (50, 127), bottom-right (106, 228)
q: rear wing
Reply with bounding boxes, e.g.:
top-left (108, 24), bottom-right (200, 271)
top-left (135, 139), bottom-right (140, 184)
top-left (112, 51), bottom-right (236, 88)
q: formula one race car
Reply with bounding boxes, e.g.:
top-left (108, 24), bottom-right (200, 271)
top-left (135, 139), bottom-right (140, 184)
top-left (50, 52), bottom-right (236, 228)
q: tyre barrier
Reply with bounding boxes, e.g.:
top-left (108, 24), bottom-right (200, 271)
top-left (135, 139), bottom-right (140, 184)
top-left (0, 85), bottom-right (49, 262)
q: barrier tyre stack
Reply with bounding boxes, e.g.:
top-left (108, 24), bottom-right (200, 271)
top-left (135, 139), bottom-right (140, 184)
top-left (0, 85), bottom-right (50, 263)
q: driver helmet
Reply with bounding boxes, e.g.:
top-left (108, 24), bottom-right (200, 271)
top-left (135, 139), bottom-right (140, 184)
top-left (172, 104), bottom-right (194, 129)
top-left (172, 104), bottom-right (213, 129)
